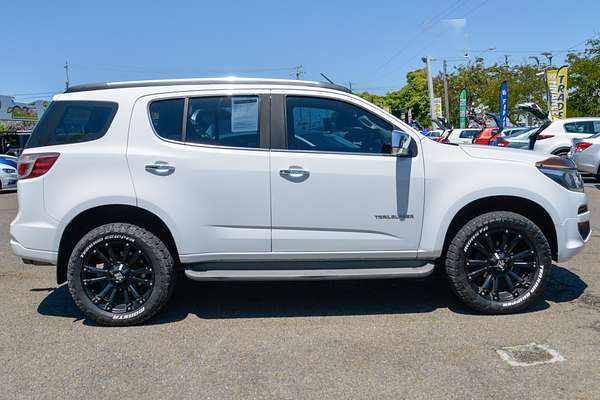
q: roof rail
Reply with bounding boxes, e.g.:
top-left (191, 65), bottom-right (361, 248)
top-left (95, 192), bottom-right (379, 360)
top-left (65, 77), bottom-right (352, 94)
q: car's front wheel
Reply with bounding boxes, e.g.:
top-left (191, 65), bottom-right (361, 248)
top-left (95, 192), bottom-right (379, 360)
top-left (67, 223), bottom-right (175, 326)
top-left (445, 211), bottom-right (552, 314)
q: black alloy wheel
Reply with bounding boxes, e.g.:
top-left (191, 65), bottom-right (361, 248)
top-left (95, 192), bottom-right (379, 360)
top-left (464, 227), bottom-right (540, 303)
top-left (81, 239), bottom-right (155, 314)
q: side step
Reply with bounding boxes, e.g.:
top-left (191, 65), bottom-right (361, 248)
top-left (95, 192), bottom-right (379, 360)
top-left (184, 264), bottom-right (434, 281)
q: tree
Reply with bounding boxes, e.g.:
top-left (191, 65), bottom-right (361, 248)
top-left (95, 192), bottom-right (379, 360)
top-left (566, 39), bottom-right (600, 117)
top-left (386, 69), bottom-right (431, 125)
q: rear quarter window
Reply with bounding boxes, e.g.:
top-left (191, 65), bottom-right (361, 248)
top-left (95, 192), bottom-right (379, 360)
top-left (26, 101), bottom-right (118, 149)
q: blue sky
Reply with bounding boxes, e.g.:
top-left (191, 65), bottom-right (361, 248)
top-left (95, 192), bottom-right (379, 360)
top-left (2, 0), bottom-right (599, 101)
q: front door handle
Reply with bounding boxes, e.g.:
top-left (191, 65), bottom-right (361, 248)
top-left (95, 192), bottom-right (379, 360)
top-left (280, 167), bottom-right (309, 178)
top-left (145, 161), bottom-right (176, 176)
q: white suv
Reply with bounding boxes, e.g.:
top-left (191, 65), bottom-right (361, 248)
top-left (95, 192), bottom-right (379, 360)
top-left (11, 78), bottom-right (591, 325)
top-left (533, 117), bottom-right (600, 156)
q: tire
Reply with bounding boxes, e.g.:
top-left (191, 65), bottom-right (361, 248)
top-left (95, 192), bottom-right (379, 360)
top-left (67, 223), bottom-right (175, 326)
top-left (445, 211), bottom-right (552, 314)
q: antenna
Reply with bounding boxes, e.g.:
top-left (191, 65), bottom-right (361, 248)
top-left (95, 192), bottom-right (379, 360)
top-left (64, 61), bottom-right (70, 90)
top-left (319, 73), bottom-right (335, 84)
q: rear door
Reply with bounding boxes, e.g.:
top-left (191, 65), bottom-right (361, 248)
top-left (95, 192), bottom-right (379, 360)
top-left (127, 89), bottom-right (272, 261)
top-left (269, 91), bottom-right (425, 256)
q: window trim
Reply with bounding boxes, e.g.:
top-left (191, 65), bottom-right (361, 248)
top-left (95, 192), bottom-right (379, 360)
top-left (279, 94), bottom-right (402, 157)
top-left (146, 93), bottom-right (270, 151)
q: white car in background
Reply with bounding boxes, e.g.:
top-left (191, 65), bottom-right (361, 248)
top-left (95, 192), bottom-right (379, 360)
top-left (572, 133), bottom-right (600, 177)
top-left (533, 118), bottom-right (600, 156)
top-left (443, 128), bottom-right (481, 144)
top-left (0, 155), bottom-right (18, 191)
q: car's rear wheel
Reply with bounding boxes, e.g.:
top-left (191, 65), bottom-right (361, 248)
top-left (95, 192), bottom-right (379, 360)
top-left (67, 223), bottom-right (175, 326)
top-left (445, 211), bottom-right (552, 314)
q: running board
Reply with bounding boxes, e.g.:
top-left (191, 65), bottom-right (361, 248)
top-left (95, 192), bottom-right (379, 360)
top-left (184, 264), bottom-right (434, 281)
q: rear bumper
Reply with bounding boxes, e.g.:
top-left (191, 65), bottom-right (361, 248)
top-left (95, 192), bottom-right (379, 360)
top-left (10, 239), bottom-right (58, 265)
top-left (573, 153), bottom-right (599, 175)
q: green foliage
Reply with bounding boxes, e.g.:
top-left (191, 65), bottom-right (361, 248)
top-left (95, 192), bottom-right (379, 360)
top-left (566, 39), bottom-right (600, 117)
top-left (0, 121), bottom-right (7, 134)
top-left (356, 39), bottom-right (600, 127)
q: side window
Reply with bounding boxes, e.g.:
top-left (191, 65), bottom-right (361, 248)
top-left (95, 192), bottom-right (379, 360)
top-left (564, 121), bottom-right (596, 134)
top-left (186, 96), bottom-right (259, 148)
top-left (286, 96), bottom-right (394, 154)
top-left (27, 101), bottom-right (118, 149)
top-left (594, 121), bottom-right (600, 134)
top-left (149, 99), bottom-right (184, 141)
top-left (459, 129), bottom-right (479, 138)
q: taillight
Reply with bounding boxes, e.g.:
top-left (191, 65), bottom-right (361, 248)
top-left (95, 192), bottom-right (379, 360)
top-left (17, 153), bottom-right (60, 180)
top-left (497, 140), bottom-right (509, 147)
top-left (575, 142), bottom-right (593, 152)
top-left (536, 134), bottom-right (555, 140)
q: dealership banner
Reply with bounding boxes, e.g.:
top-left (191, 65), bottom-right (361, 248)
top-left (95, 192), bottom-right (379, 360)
top-left (499, 80), bottom-right (508, 128)
top-left (0, 95), bottom-right (49, 122)
top-left (546, 66), bottom-right (568, 120)
top-left (459, 88), bottom-right (468, 128)
top-left (434, 97), bottom-right (443, 119)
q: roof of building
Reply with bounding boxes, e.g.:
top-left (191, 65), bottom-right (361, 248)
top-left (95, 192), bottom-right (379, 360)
top-left (65, 77), bottom-right (352, 94)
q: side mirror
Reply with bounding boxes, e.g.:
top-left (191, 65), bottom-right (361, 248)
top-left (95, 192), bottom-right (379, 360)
top-left (392, 130), bottom-right (413, 156)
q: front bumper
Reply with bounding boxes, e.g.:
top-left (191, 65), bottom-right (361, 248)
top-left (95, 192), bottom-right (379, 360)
top-left (557, 208), bottom-right (591, 262)
top-left (0, 174), bottom-right (17, 189)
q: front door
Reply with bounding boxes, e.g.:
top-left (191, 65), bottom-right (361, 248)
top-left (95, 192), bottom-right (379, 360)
top-left (269, 93), bottom-right (425, 256)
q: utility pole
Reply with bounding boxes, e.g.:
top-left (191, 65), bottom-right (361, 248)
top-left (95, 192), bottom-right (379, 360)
top-left (64, 61), bottom-right (70, 91)
top-left (442, 59), bottom-right (450, 122)
top-left (294, 65), bottom-right (303, 80)
top-left (504, 55), bottom-right (510, 66)
top-left (422, 56), bottom-right (436, 124)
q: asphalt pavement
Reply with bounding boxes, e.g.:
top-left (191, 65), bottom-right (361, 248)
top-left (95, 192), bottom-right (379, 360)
top-left (1, 181), bottom-right (599, 399)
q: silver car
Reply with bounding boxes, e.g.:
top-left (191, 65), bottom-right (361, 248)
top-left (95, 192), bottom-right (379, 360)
top-left (573, 133), bottom-right (600, 177)
top-left (0, 155), bottom-right (18, 191)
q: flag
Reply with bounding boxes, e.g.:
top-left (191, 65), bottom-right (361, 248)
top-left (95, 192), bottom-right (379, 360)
top-left (459, 88), bottom-right (468, 128)
top-left (546, 66), bottom-right (569, 120)
top-left (499, 80), bottom-right (508, 128)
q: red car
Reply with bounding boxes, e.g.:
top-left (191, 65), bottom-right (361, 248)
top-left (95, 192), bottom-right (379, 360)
top-left (473, 127), bottom-right (500, 145)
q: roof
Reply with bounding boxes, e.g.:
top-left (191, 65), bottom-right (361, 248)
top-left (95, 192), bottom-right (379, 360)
top-left (65, 77), bottom-right (352, 94)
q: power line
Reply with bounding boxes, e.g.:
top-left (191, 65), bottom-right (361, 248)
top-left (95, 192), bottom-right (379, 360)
top-left (372, 0), bottom-right (467, 73)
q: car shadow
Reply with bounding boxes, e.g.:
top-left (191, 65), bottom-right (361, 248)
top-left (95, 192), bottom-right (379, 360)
top-left (36, 265), bottom-right (587, 326)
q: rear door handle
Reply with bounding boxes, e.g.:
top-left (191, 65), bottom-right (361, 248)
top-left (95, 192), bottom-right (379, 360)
top-left (280, 167), bottom-right (309, 178)
top-left (145, 161), bottom-right (175, 176)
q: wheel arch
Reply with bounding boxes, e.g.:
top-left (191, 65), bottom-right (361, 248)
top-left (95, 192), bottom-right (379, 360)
top-left (441, 196), bottom-right (558, 262)
top-left (551, 146), bottom-right (571, 156)
top-left (56, 204), bottom-right (180, 284)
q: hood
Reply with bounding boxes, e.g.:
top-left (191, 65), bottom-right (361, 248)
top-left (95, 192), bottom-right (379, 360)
top-left (460, 144), bottom-right (546, 164)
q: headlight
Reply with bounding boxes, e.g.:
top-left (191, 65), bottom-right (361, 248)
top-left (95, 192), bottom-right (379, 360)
top-left (536, 157), bottom-right (584, 193)
top-left (1, 168), bottom-right (15, 174)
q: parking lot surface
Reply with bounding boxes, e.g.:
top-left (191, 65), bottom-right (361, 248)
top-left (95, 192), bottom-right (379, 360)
top-left (1, 182), bottom-right (599, 399)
